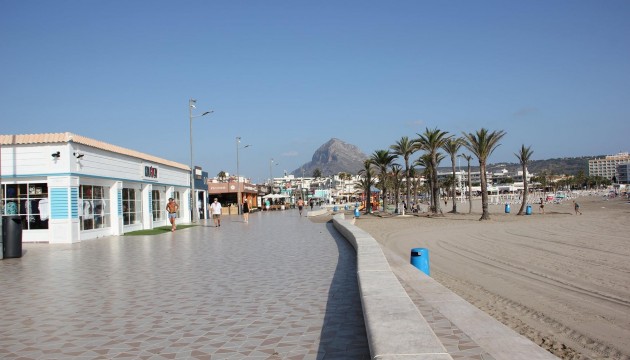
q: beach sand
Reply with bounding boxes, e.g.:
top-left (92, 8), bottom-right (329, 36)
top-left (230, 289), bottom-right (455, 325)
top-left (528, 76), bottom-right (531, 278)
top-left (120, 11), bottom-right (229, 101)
top-left (353, 195), bottom-right (630, 360)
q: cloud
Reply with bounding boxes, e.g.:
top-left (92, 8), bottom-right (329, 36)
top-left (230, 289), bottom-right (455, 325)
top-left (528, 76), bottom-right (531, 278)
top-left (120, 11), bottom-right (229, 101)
top-left (513, 107), bottom-right (539, 117)
top-left (282, 151), bottom-right (299, 157)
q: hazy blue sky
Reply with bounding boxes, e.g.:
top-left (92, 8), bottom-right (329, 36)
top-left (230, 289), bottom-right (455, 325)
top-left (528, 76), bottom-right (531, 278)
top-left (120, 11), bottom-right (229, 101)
top-left (2, 1), bottom-right (629, 183)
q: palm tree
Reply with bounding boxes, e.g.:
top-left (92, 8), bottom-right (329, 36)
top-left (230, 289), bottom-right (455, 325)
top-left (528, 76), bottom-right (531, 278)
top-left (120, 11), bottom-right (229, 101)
top-left (514, 144), bottom-right (534, 215)
top-left (459, 154), bottom-right (473, 214)
top-left (390, 164), bottom-right (403, 212)
top-left (358, 160), bottom-right (375, 213)
top-left (390, 136), bottom-right (418, 210)
top-left (442, 137), bottom-right (462, 213)
top-left (414, 152), bottom-right (445, 213)
top-left (409, 166), bottom-right (419, 210)
top-left (370, 149), bottom-right (397, 212)
top-left (416, 128), bottom-right (452, 215)
top-left (461, 128), bottom-right (507, 221)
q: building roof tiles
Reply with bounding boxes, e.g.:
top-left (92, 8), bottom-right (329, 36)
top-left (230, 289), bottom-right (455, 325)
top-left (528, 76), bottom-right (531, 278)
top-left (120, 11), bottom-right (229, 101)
top-left (0, 132), bottom-right (189, 170)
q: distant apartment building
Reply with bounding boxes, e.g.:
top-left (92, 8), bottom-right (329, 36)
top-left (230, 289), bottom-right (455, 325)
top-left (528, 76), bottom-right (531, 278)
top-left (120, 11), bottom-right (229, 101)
top-left (617, 163), bottom-right (630, 184)
top-left (588, 152), bottom-right (630, 182)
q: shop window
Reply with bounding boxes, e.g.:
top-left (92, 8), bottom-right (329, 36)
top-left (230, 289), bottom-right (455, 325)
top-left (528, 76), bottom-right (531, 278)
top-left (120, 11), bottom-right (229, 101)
top-left (80, 185), bottom-right (110, 230)
top-left (152, 190), bottom-right (162, 221)
top-left (122, 188), bottom-right (141, 225)
top-left (1, 183), bottom-right (49, 230)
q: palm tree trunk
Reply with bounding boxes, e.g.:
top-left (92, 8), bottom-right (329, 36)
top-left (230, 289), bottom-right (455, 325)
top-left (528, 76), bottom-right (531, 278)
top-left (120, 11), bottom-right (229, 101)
top-left (517, 164), bottom-right (528, 215)
top-left (479, 161), bottom-right (490, 220)
top-left (405, 163), bottom-right (411, 209)
top-left (450, 158), bottom-right (457, 213)
top-left (431, 157), bottom-right (441, 214)
top-left (467, 164), bottom-right (472, 214)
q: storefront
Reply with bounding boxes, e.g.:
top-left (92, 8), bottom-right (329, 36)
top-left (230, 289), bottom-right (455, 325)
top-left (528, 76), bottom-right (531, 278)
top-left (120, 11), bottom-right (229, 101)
top-left (0, 133), bottom-right (193, 243)
top-left (207, 181), bottom-right (258, 214)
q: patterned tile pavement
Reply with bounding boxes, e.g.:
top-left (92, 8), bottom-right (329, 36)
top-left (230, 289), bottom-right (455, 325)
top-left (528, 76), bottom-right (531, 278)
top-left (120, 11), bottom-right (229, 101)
top-left (0, 211), bottom-right (370, 360)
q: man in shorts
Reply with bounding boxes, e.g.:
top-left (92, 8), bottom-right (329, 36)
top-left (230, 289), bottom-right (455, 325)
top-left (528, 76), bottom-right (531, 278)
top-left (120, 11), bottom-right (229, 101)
top-left (166, 198), bottom-right (179, 232)
top-left (297, 197), bottom-right (304, 216)
top-left (573, 200), bottom-right (582, 215)
top-left (211, 198), bottom-right (222, 227)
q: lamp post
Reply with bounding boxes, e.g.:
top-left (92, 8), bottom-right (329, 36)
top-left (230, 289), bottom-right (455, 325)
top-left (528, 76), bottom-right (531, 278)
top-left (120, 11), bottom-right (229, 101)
top-left (236, 137), bottom-right (251, 214)
top-left (269, 158), bottom-right (279, 192)
top-left (189, 98), bottom-right (212, 223)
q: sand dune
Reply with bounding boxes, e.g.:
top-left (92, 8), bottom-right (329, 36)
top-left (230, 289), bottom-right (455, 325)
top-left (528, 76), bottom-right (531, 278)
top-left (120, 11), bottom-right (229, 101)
top-left (354, 194), bottom-right (630, 360)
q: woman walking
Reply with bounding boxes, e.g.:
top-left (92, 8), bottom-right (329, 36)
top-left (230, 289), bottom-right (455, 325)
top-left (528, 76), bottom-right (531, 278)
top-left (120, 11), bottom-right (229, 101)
top-left (242, 199), bottom-right (250, 223)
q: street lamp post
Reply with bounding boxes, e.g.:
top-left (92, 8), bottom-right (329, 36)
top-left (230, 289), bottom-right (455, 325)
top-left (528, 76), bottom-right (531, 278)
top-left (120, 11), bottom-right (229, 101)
top-left (189, 98), bottom-right (212, 223)
top-left (236, 137), bottom-right (251, 215)
top-left (269, 158), bottom-right (279, 192)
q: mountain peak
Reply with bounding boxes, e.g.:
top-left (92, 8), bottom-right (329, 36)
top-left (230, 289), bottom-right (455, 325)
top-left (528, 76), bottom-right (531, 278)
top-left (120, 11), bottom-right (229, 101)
top-left (291, 138), bottom-right (368, 177)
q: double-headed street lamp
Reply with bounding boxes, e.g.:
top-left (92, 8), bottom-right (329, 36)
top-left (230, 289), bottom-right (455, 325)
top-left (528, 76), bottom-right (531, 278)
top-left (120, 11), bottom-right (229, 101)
top-left (236, 137), bottom-right (251, 214)
top-left (189, 98), bottom-right (213, 223)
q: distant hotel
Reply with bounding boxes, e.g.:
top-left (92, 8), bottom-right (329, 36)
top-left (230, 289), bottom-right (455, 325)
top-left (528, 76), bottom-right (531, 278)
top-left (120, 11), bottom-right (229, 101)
top-left (588, 152), bottom-right (630, 184)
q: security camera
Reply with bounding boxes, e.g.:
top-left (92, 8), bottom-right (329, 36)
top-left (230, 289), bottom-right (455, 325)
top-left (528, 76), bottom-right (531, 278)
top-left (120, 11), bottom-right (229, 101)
top-left (74, 152), bottom-right (84, 159)
top-left (51, 151), bottom-right (60, 158)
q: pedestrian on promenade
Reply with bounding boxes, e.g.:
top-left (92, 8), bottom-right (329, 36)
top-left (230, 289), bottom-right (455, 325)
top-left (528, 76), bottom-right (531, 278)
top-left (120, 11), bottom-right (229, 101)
top-left (539, 197), bottom-right (545, 214)
top-left (166, 198), bottom-right (179, 232)
top-left (242, 199), bottom-right (250, 223)
top-left (265, 199), bottom-right (270, 211)
top-left (573, 200), bottom-right (582, 215)
top-left (211, 198), bottom-right (222, 227)
top-left (297, 197), bottom-right (304, 216)
top-left (309, 199), bottom-right (314, 211)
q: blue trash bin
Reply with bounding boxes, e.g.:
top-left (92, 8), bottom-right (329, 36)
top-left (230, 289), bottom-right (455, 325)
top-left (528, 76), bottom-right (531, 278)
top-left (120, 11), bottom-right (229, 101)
top-left (526, 204), bottom-right (532, 215)
top-left (344, 205), bottom-right (349, 211)
top-left (410, 248), bottom-right (430, 276)
top-left (354, 208), bottom-right (360, 218)
top-left (505, 203), bottom-right (511, 213)
top-left (333, 205), bottom-right (338, 212)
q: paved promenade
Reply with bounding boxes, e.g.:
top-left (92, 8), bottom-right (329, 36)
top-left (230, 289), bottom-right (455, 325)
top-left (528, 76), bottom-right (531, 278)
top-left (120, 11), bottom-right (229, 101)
top-left (0, 211), bottom-right (370, 359)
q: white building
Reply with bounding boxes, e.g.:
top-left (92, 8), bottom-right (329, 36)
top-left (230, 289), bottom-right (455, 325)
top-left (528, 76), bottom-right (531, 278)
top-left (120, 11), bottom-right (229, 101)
top-left (588, 152), bottom-right (630, 181)
top-left (1, 132), bottom-right (195, 244)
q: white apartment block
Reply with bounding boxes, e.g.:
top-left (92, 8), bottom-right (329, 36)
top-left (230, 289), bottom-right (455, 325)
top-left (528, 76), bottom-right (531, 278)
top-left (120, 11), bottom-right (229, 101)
top-left (588, 152), bottom-right (630, 181)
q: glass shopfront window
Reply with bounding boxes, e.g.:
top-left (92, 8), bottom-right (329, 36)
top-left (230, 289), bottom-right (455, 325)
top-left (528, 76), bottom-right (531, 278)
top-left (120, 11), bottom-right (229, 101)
top-left (1, 183), bottom-right (49, 230)
top-left (122, 188), bottom-right (141, 225)
top-left (80, 185), bottom-right (110, 230)
top-left (152, 190), bottom-right (162, 221)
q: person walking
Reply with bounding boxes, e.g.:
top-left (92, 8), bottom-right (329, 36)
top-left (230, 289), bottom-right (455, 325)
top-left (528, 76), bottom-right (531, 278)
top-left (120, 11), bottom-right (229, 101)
top-left (242, 199), bottom-right (250, 223)
top-left (573, 200), bottom-right (582, 215)
top-left (297, 197), bottom-right (305, 216)
top-left (211, 198), bottom-right (222, 227)
top-left (539, 197), bottom-right (545, 214)
top-left (309, 198), bottom-right (314, 211)
top-left (166, 198), bottom-right (179, 232)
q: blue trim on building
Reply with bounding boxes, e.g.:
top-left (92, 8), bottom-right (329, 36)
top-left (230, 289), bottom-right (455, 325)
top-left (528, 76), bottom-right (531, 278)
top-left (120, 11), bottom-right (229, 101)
top-left (50, 188), bottom-right (69, 219)
top-left (148, 191), bottom-right (153, 215)
top-left (71, 187), bottom-right (79, 218)
top-left (118, 190), bottom-right (123, 216)
top-left (0, 173), bottom-right (187, 188)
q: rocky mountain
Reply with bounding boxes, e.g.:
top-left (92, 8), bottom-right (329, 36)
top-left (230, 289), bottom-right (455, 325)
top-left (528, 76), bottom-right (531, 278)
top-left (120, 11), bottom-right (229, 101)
top-left (291, 138), bottom-right (369, 177)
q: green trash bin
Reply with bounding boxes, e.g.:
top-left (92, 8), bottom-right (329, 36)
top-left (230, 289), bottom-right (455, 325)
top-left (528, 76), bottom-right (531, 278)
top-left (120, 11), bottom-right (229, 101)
top-left (2, 215), bottom-right (23, 258)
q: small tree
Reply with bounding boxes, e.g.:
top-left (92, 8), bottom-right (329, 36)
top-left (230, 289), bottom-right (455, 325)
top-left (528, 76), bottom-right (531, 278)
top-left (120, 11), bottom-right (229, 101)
top-left (461, 128), bottom-right (507, 221)
top-left (515, 144), bottom-right (533, 215)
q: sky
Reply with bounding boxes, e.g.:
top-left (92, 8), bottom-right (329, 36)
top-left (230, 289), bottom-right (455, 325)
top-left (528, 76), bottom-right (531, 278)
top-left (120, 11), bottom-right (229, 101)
top-left (1, 1), bottom-right (629, 183)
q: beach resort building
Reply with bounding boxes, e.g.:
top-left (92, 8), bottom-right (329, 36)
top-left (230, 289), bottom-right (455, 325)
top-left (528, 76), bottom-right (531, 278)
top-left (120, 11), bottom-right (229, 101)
top-left (0, 132), bottom-right (202, 244)
top-left (588, 152), bottom-right (630, 182)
